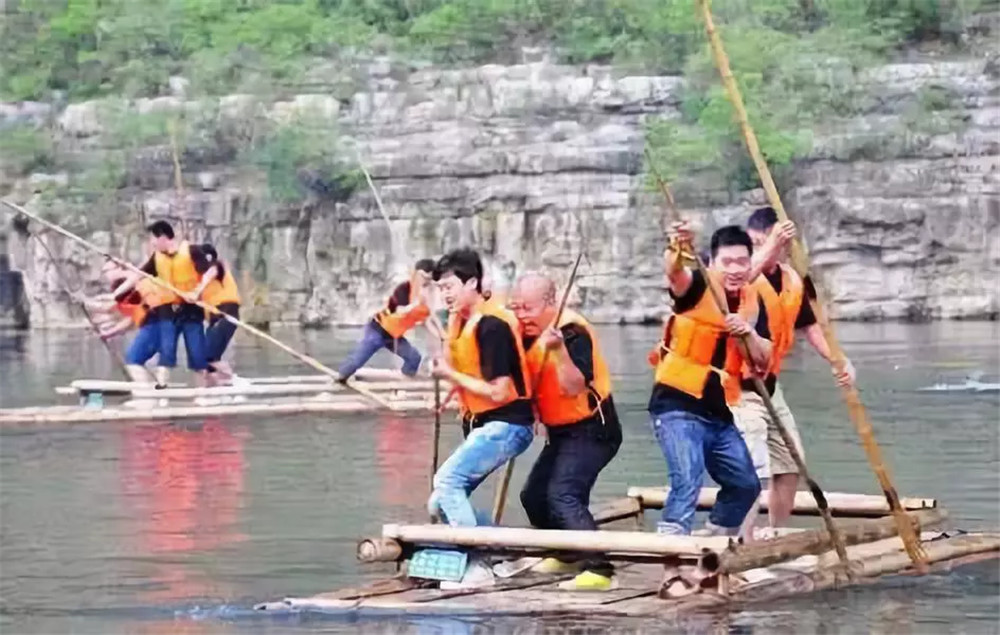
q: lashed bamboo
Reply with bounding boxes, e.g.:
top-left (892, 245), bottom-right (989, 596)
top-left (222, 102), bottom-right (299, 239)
top-left (120, 380), bottom-right (439, 399)
top-left (380, 523), bottom-right (731, 557)
top-left (695, 0), bottom-right (927, 569)
top-left (0, 396), bottom-right (449, 425)
top-left (628, 487), bottom-right (937, 518)
top-left (717, 509), bottom-right (945, 573)
top-left (246, 369), bottom-right (417, 384)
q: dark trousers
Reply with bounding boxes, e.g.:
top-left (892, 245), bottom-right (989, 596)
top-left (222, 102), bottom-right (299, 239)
top-left (520, 412), bottom-right (621, 577)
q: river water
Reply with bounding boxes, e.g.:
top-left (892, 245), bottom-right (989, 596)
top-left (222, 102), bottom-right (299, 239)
top-left (0, 322), bottom-right (998, 634)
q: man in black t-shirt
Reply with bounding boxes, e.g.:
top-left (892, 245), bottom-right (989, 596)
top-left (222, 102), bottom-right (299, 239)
top-left (648, 224), bottom-right (767, 545)
top-left (427, 248), bottom-right (534, 589)
top-left (511, 273), bottom-right (622, 591)
top-left (738, 207), bottom-right (857, 529)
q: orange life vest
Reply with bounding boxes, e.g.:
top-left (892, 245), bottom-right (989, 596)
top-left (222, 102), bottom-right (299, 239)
top-left (447, 299), bottom-right (532, 418)
top-left (153, 241), bottom-right (200, 302)
top-left (116, 278), bottom-right (173, 326)
top-left (525, 309), bottom-right (612, 426)
top-left (652, 271), bottom-right (760, 406)
top-left (202, 266), bottom-right (241, 309)
top-left (752, 263), bottom-right (803, 377)
top-left (375, 276), bottom-right (430, 339)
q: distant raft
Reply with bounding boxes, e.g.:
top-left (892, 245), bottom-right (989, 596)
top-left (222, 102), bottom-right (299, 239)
top-left (0, 369), bottom-right (454, 424)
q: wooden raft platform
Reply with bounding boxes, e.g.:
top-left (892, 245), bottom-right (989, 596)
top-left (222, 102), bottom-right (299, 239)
top-left (256, 531), bottom-right (1000, 618)
top-left (0, 369), bottom-right (452, 424)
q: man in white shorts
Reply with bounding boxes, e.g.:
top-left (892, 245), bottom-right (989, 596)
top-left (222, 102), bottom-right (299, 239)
top-left (735, 207), bottom-right (856, 530)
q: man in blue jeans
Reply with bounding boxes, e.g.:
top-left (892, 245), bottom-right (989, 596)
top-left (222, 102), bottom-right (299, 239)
top-left (427, 248), bottom-right (535, 589)
top-left (648, 223), bottom-right (771, 549)
top-left (112, 221), bottom-right (210, 389)
top-left (337, 259), bottom-right (436, 381)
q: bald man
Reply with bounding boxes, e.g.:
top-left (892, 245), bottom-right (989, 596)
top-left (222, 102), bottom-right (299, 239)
top-left (509, 273), bottom-right (622, 592)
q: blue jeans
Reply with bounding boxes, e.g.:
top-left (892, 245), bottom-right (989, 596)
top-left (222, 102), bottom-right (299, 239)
top-left (175, 317), bottom-right (208, 371)
top-left (428, 420), bottom-right (534, 527)
top-left (651, 409), bottom-right (760, 534)
top-left (338, 321), bottom-right (422, 378)
top-left (125, 319), bottom-right (177, 367)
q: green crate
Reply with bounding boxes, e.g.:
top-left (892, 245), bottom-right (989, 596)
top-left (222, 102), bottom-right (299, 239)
top-left (408, 549), bottom-right (468, 582)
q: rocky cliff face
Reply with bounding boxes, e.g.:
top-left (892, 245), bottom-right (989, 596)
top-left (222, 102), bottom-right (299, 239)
top-left (2, 52), bottom-right (998, 327)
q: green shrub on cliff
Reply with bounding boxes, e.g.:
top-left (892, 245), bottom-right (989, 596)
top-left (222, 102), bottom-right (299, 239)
top-left (1, 0), bottom-right (984, 101)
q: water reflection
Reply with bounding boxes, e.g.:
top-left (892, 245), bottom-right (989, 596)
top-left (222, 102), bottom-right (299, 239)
top-left (119, 419), bottom-right (248, 602)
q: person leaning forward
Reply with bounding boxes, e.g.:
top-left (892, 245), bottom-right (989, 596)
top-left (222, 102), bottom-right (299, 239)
top-left (509, 272), bottom-right (622, 592)
top-left (427, 248), bottom-right (535, 590)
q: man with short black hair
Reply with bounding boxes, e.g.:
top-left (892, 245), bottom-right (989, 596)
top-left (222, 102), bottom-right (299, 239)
top-left (112, 221), bottom-right (210, 389)
top-left (737, 207), bottom-right (856, 530)
top-left (649, 223), bottom-right (768, 540)
top-left (427, 248), bottom-right (535, 588)
top-left (337, 258), bottom-right (437, 381)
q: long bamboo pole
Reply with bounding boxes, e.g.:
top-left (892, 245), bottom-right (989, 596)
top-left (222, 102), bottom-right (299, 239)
top-left (2, 200), bottom-right (395, 410)
top-left (645, 151), bottom-right (851, 574)
top-left (695, 0), bottom-right (927, 570)
top-left (26, 229), bottom-right (130, 379)
top-left (490, 250), bottom-right (584, 524)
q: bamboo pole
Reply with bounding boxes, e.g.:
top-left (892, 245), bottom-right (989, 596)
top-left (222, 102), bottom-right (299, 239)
top-left (126, 380), bottom-right (438, 399)
top-left (717, 509), bottom-right (945, 574)
top-left (491, 250), bottom-right (584, 524)
top-left (23, 229), bottom-right (130, 379)
top-left (644, 152), bottom-right (852, 574)
top-left (0, 397), bottom-right (445, 425)
top-left (628, 487), bottom-right (937, 518)
top-left (695, 0), bottom-right (927, 570)
top-left (1, 200), bottom-right (394, 410)
top-left (381, 523), bottom-right (732, 557)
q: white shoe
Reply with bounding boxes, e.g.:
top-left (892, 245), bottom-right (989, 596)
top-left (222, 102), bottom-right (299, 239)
top-left (193, 397), bottom-right (222, 407)
top-left (230, 375), bottom-right (251, 388)
top-left (440, 559), bottom-right (495, 590)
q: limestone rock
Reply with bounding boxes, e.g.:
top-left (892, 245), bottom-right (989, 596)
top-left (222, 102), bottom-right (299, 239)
top-left (4, 54), bottom-right (998, 327)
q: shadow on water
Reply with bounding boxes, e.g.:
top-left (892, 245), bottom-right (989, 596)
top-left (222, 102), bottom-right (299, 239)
top-left (1, 323), bottom-right (998, 634)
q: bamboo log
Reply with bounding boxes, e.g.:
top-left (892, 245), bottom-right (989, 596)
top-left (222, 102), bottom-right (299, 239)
top-left (127, 380), bottom-right (440, 399)
top-left (592, 497), bottom-right (644, 526)
top-left (628, 487), bottom-right (937, 518)
top-left (358, 538), bottom-right (404, 563)
top-left (733, 533), bottom-right (1000, 605)
top-left (695, 0), bottom-right (927, 570)
top-left (0, 397), bottom-right (450, 425)
top-left (381, 524), bottom-right (732, 557)
top-left (717, 509), bottom-right (945, 574)
top-left (246, 369), bottom-right (419, 384)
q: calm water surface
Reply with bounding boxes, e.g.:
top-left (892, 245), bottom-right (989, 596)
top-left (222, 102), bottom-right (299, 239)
top-left (1, 322), bottom-right (998, 634)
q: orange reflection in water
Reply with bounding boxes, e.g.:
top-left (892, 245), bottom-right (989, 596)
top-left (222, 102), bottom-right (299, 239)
top-left (375, 413), bottom-right (433, 509)
top-left (119, 419), bottom-right (248, 602)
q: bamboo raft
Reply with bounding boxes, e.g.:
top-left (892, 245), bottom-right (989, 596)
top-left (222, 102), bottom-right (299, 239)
top-left (0, 368), bottom-right (452, 424)
top-left (254, 488), bottom-right (999, 619)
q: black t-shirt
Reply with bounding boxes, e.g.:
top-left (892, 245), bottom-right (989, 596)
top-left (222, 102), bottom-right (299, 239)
top-left (466, 315), bottom-right (534, 427)
top-left (744, 269), bottom-right (817, 395)
top-left (140, 245), bottom-right (209, 323)
top-left (648, 270), bottom-right (770, 423)
top-left (523, 323), bottom-right (621, 434)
